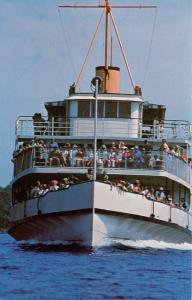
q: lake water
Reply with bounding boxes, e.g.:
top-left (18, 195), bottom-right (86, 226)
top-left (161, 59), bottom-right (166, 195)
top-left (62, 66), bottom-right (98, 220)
top-left (0, 234), bottom-right (191, 300)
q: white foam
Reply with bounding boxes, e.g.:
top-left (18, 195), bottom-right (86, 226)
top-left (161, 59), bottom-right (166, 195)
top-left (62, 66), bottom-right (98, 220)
top-left (18, 238), bottom-right (192, 251)
top-left (109, 238), bottom-right (192, 250)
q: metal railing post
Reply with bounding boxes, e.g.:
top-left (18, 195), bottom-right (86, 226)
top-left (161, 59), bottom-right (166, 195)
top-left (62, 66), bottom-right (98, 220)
top-left (51, 117), bottom-right (54, 136)
top-left (93, 79), bottom-right (99, 181)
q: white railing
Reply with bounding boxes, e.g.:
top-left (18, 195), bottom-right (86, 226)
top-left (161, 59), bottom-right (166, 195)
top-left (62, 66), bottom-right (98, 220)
top-left (13, 147), bottom-right (191, 185)
top-left (15, 116), bottom-right (192, 140)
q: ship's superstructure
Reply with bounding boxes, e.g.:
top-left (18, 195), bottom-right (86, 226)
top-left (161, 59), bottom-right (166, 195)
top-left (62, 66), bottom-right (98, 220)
top-left (8, 1), bottom-right (192, 247)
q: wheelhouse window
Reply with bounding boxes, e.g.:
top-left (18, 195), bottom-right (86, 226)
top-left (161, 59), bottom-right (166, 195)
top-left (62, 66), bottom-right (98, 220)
top-left (78, 99), bottom-right (131, 119)
top-left (78, 101), bottom-right (90, 117)
top-left (119, 102), bottom-right (131, 118)
top-left (105, 101), bottom-right (117, 118)
top-left (91, 100), bottom-right (104, 118)
top-left (98, 101), bottom-right (104, 118)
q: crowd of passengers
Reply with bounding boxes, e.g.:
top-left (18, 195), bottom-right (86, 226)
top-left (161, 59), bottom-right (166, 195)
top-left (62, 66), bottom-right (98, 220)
top-left (12, 138), bottom-right (189, 169)
top-left (29, 176), bottom-right (189, 210)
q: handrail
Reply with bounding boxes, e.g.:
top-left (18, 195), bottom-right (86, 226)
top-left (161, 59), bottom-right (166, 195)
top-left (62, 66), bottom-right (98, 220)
top-left (15, 116), bottom-right (192, 140)
top-left (12, 147), bottom-right (191, 185)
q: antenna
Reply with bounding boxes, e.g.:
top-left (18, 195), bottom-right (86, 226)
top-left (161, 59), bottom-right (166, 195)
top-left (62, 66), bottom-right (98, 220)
top-left (110, 36), bottom-right (113, 66)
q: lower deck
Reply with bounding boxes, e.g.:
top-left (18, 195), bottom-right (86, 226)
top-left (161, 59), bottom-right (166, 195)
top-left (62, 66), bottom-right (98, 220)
top-left (9, 181), bottom-right (192, 247)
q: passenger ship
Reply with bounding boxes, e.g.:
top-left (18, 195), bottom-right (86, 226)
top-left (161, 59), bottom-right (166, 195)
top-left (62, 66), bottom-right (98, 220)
top-left (8, 1), bottom-right (192, 248)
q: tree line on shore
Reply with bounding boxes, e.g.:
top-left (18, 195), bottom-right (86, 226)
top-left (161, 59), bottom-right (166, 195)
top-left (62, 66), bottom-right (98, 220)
top-left (0, 185), bottom-right (11, 231)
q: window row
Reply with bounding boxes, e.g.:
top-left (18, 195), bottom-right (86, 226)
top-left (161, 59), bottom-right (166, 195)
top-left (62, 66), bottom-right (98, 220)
top-left (78, 100), bottom-right (131, 118)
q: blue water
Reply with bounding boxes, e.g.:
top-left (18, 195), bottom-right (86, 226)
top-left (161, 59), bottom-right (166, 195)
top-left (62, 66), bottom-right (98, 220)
top-left (0, 234), bottom-right (191, 300)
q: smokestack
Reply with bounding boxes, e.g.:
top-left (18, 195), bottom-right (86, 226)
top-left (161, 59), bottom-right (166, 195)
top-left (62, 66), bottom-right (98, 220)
top-left (95, 66), bottom-right (120, 93)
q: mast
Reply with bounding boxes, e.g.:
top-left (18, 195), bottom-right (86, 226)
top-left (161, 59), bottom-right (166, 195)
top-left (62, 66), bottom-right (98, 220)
top-left (104, 0), bottom-right (110, 91)
top-left (58, 2), bottom-right (157, 93)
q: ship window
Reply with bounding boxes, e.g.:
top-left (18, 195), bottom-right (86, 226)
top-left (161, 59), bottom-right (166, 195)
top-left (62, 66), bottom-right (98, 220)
top-left (98, 101), bottom-right (104, 117)
top-left (105, 101), bottom-right (117, 118)
top-left (91, 100), bottom-right (104, 118)
top-left (119, 102), bottom-right (131, 118)
top-left (78, 101), bottom-right (90, 118)
top-left (91, 100), bottom-right (95, 117)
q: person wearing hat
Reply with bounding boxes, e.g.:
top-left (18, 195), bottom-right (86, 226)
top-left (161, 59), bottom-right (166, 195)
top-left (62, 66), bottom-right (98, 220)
top-left (155, 186), bottom-right (166, 202)
top-left (49, 179), bottom-right (59, 191)
top-left (60, 177), bottom-right (70, 189)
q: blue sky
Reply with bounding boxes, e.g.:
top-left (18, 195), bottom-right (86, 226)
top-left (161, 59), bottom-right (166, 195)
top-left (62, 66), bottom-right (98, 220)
top-left (0, 0), bottom-right (191, 187)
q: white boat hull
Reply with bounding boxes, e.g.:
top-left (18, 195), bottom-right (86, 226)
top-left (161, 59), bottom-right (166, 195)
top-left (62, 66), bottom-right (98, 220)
top-left (8, 181), bottom-right (192, 247)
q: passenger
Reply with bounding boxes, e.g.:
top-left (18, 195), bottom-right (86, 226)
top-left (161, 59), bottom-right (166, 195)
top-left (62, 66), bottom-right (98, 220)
top-left (83, 146), bottom-right (90, 167)
top-left (30, 181), bottom-right (41, 198)
top-left (103, 173), bottom-right (111, 185)
top-left (108, 147), bottom-right (116, 168)
top-left (143, 140), bottom-right (152, 151)
top-left (155, 186), bottom-right (166, 202)
top-left (119, 180), bottom-right (128, 192)
top-left (180, 201), bottom-right (189, 210)
top-left (88, 147), bottom-right (94, 167)
top-left (49, 149), bottom-right (62, 167)
top-left (110, 142), bottom-right (116, 150)
top-left (115, 180), bottom-right (128, 191)
top-left (133, 179), bottom-right (142, 194)
top-left (116, 149), bottom-right (123, 168)
top-left (143, 140), bottom-right (152, 168)
top-left (38, 184), bottom-right (44, 196)
top-left (132, 146), bottom-right (144, 168)
top-left (76, 147), bottom-right (83, 167)
top-left (71, 175), bottom-right (81, 183)
top-left (159, 139), bottom-right (169, 153)
top-left (168, 145), bottom-right (176, 156)
top-left (148, 186), bottom-right (155, 200)
top-left (69, 144), bottom-right (78, 166)
top-left (125, 181), bottom-right (134, 192)
top-left (86, 173), bottom-right (93, 181)
top-left (32, 138), bottom-right (44, 166)
top-left (149, 155), bottom-right (161, 169)
top-left (60, 145), bottom-right (69, 166)
top-left (141, 186), bottom-right (150, 197)
top-left (180, 149), bottom-right (187, 162)
top-left (118, 141), bottom-right (127, 150)
top-left (40, 144), bottom-right (49, 166)
top-left (167, 193), bottom-right (174, 206)
top-left (49, 180), bottom-right (59, 191)
top-left (127, 149), bottom-right (134, 167)
top-left (41, 184), bottom-right (49, 195)
top-left (60, 178), bottom-right (70, 189)
top-left (48, 139), bottom-right (59, 149)
top-left (32, 113), bottom-right (46, 135)
top-left (99, 145), bottom-right (109, 167)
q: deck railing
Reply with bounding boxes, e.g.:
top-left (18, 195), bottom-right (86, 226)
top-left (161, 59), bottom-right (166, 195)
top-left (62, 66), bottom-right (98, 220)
top-left (13, 147), bottom-right (191, 185)
top-left (16, 116), bottom-right (192, 140)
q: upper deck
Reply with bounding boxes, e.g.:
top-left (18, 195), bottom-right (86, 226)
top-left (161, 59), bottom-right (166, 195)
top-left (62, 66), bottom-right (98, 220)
top-left (16, 115), bottom-right (192, 142)
top-left (15, 92), bottom-right (191, 142)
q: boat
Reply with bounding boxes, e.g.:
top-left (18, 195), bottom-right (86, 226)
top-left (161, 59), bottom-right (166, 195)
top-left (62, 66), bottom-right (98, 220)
top-left (8, 1), bottom-right (192, 248)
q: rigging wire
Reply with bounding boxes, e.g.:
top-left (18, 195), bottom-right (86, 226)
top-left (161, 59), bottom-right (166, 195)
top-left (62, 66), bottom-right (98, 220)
top-left (142, 7), bottom-right (158, 89)
top-left (58, 7), bottom-right (78, 80)
top-left (110, 10), bottom-right (135, 91)
top-left (75, 9), bottom-right (105, 89)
